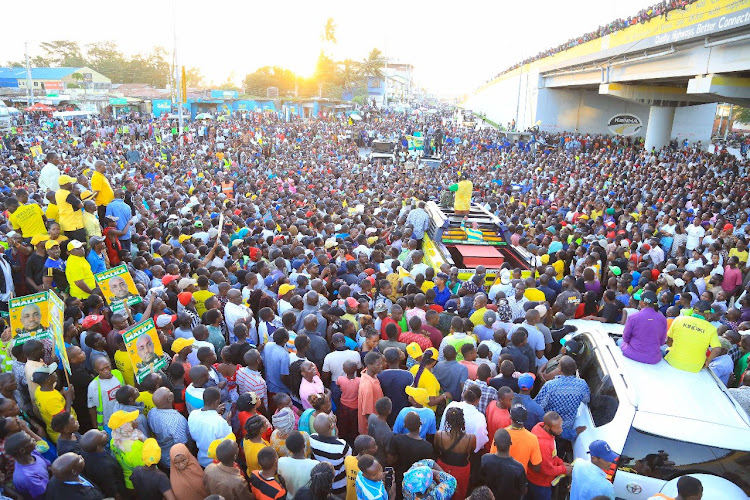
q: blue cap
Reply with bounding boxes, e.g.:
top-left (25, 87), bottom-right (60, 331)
top-left (444, 299), bottom-right (458, 313)
top-left (588, 440), bottom-right (619, 462)
top-left (518, 373), bottom-right (535, 390)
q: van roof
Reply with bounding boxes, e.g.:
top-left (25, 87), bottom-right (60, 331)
top-left (567, 320), bottom-right (750, 449)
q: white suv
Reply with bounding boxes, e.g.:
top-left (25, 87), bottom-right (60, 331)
top-left (563, 320), bottom-right (750, 499)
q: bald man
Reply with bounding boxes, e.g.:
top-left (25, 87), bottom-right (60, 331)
top-left (46, 452), bottom-right (104, 500)
top-left (309, 412), bottom-right (351, 496)
top-left (147, 387), bottom-right (189, 467)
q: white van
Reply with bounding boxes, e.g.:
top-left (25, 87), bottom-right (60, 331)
top-left (564, 320), bottom-right (750, 499)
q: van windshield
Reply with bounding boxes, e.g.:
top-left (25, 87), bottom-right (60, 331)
top-left (616, 428), bottom-right (750, 494)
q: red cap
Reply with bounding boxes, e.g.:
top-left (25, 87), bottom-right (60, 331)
top-left (651, 269), bottom-right (660, 279)
top-left (82, 315), bottom-right (104, 329)
top-left (162, 274), bottom-right (180, 286)
top-left (642, 244), bottom-right (651, 251)
top-left (723, 223), bottom-right (734, 231)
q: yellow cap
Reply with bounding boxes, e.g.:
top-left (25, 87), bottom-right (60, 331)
top-left (405, 385), bottom-right (431, 407)
top-left (30, 234), bottom-right (50, 246)
top-left (278, 283), bottom-right (295, 296)
top-left (208, 433), bottom-right (236, 459)
top-left (58, 175), bottom-right (77, 185)
top-left (141, 438), bottom-right (161, 466)
top-left (45, 239), bottom-right (60, 250)
top-left (172, 337), bottom-right (194, 353)
top-left (178, 234), bottom-right (191, 243)
top-left (80, 190), bottom-right (94, 201)
top-left (406, 342), bottom-right (423, 360)
top-left (108, 410), bottom-right (139, 430)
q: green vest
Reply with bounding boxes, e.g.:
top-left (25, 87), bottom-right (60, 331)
top-left (94, 369), bottom-right (124, 429)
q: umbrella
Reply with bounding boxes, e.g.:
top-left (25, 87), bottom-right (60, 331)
top-left (349, 113), bottom-right (362, 121)
top-left (217, 115), bottom-right (228, 121)
top-left (195, 113), bottom-right (213, 120)
top-left (25, 103), bottom-right (55, 112)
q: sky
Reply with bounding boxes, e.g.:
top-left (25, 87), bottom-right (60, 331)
top-left (2, 0), bottom-right (657, 97)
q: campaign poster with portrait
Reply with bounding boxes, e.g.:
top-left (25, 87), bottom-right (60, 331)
top-left (122, 319), bottom-right (168, 383)
top-left (48, 290), bottom-right (70, 375)
top-left (9, 291), bottom-right (52, 344)
top-left (95, 265), bottom-right (143, 313)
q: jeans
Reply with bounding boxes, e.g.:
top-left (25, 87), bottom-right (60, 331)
top-left (527, 483), bottom-right (552, 500)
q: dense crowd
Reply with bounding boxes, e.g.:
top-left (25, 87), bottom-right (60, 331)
top-left (484, 0), bottom-right (698, 84)
top-left (0, 105), bottom-right (747, 500)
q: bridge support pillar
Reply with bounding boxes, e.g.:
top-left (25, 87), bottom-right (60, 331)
top-left (644, 106), bottom-right (675, 152)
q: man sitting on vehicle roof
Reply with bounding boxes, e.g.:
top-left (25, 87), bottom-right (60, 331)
top-left (665, 300), bottom-right (723, 373)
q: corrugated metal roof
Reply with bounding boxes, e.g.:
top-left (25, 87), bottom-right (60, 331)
top-left (0, 67), bottom-right (81, 80)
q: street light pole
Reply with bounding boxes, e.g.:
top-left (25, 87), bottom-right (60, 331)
top-left (25, 42), bottom-right (34, 106)
top-left (173, 0), bottom-right (184, 146)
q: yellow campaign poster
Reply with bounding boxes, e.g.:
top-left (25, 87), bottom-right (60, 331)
top-left (48, 290), bottom-right (70, 375)
top-left (9, 292), bottom-right (52, 344)
top-left (95, 264), bottom-right (143, 313)
top-left (122, 319), bottom-right (168, 383)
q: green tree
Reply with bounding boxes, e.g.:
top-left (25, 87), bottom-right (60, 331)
top-left (359, 48), bottom-right (385, 79)
top-left (321, 17), bottom-right (337, 45)
top-left (85, 41), bottom-right (127, 82)
top-left (184, 67), bottom-right (205, 88)
top-left (243, 66), bottom-right (296, 96)
top-left (337, 59), bottom-right (361, 91)
top-left (39, 41), bottom-right (87, 67)
top-left (735, 106), bottom-right (750, 125)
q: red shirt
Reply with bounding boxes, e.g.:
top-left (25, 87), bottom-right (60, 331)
top-left (485, 403), bottom-right (511, 452)
top-left (398, 331), bottom-right (432, 352)
top-left (421, 324), bottom-right (444, 349)
top-left (527, 422), bottom-right (568, 487)
top-left (103, 227), bottom-right (122, 265)
top-left (380, 317), bottom-right (402, 340)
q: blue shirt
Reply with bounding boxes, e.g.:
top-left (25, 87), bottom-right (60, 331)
top-left (105, 199), bottom-right (133, 239)
top-left (356, 472), bottom-right (387, 500)
top-left (392, 406), bottom-right (436, 439)
top-left (514, 394), bottom-right (545, 431)
top-left (433, 286), bottom-right (451, 308)
top-left (86, 250), bottom-right (107, 275)
top-left (262, 342), bottom-right (290, 394)
top-left (569, 459), bottom-right (614, 500)
top-left (534, 375), bottom-right (590, 431)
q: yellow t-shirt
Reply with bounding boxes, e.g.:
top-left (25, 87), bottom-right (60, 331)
top-left (421, 280), bottom-right (435, 294)
top-left (56, 189), bottom-right (84, 232)
top-left (409, 365), bottom-right (441, 411)
top-left (552, 260), bottom-right (565, 281)
top-left (470, 307), bottom-right (488, 327)
top-left (344, 455), bottom-right (360, 500)
top-left (35, 387), bottom-right (76, 444)
top-left (136, 392), bottom-right (155, 415)
top-left (114, 349), bottom-right (136, 386)
top-left (193, 289), bottom-right (215, 317)
top-left (91, 171), bottom-right (115, 206)
top-left (729, 248), bottom-right (748, 265)
top-left (66, 254), bottom-right (96, 299)
top-left (45, 203), bottom-right (59, 223)
top-left (244, 438), bottom-right (270, 475)
top-left (524, 288), bottom-right (546, 302)
top-left (665, 316), bottom-right (721, 373)
top-left (9, 203), bottom-right (47, 238)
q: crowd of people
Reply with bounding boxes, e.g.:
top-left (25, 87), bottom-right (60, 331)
top-left (0, 103), bottom-right (746, 500)
top-left (484, 0), bottom-right (699, 85)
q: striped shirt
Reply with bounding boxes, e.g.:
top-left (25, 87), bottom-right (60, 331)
top-left (356, 472), bottom-right (387, 500)
top-left (236, 367), bottom-right (268, 408)
top-left (310, 434), bottom-right (351, 495)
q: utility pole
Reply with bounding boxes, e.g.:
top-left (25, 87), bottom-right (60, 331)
top-left (173, 0), bottom-right (184, 145)
top-left (25, 42), bottom-right (34, 106)
top-left (724, 104), bottom-right (734, 141)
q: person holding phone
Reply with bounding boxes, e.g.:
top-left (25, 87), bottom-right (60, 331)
top-left (355, 454), bottom-right (395, 500)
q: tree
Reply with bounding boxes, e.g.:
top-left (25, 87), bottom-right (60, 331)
top-left (321, 18), bottom-right (337, 45)
top-left (359, 48), bottom-right (385, 79)
top-left (38, 41), bottom-right (86, 67)
top-left (69, 72), bottom-right (86, 95)
top-left (337, 59), bottom-right (361, 91)
top-left (736, 106), bottom-right (750, 125)
top-left (184, 67), bottom-right (205, 88)
top-left (243, 66), bottom-right (296, 96)
top-left (86, 41), bottom-right (127, 83)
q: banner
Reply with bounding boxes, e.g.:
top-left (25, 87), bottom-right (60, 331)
top-left (122, 319), bottom-right (168, 383)
top-left (95, 265), bottom-right (143, 313)
top-left (9, 292), bottom-right (52, 344)
top-left (48, 290), bottom-right (70, 375)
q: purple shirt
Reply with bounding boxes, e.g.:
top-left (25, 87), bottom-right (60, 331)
top-left (621, 307), bottom-right (667, 364)
top-left (12, 451), bottom-right (50, 500)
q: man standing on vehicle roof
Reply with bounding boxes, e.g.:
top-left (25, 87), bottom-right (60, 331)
top-left (406, 201), bottom-right (430, 249)
top-left (449, 173), bottom-right (472, 215)
top-left (665, 300), bottom-right (722, 373)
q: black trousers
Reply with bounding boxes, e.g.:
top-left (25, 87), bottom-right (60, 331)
top-left (64, 229), bottom-right (88, 246)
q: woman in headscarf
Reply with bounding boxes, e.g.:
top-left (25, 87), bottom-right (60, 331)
top-left (402, 459), bottom-right (457, 500)
top-left (169, 443), bottom-right (208, 500)
top-left (270, 407), bottom-right (311, 458)
top-left (109, 409), bottom-right (147, 491)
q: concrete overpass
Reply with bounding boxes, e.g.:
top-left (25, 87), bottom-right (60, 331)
top-left (463, 0), bottom-right (750, 150)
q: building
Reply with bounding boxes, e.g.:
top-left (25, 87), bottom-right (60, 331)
top-left (367, 63), bottom-right (414, 108)
top-left (0, 66), bottom-right (111, 95)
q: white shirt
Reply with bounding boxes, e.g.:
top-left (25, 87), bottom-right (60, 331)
top-left (685, 224), bottom-right (705, 251)
top-left (0, 257), bottom-right (14, 302)
top-left (438, 401), bottom-right (488, 452)
top-left (224, 301), bottom-right (252, 338)
top-left (188, 409), bottom-right (232, 467)
top-left (39, 162), bottom-right (61, 194)
top-left (322, 350), bottom-right (362, 381)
